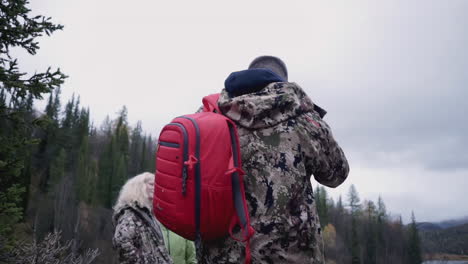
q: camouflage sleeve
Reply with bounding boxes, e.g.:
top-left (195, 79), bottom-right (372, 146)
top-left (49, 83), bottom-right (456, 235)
top-left (299, 111), bottom-right (349, 188)
top-left (113, 213), bottom-right (142, 264)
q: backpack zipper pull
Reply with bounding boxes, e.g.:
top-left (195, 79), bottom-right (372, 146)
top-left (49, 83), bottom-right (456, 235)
top-left (182, 155), bottom-right (198, 195)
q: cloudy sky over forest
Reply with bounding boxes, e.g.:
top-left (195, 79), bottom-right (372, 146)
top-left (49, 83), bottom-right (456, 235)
top-left (17, 0), bottom-right (468, 223)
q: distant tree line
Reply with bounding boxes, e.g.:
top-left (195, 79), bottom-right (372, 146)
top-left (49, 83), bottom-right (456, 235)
top-left (29, 90), bottom-right (157, 236)
top-left (316, 184), bottom-right (423, 264)
top-left (36, 89), bottom-right (157, 209)
top-left (420, 222), bottom-right (468, 257)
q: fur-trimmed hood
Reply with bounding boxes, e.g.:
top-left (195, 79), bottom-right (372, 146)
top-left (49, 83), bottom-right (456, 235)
top-left (112, 201), bottom-right (151, 225)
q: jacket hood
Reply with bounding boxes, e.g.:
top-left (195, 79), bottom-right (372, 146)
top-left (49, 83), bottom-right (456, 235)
top-left (219, 82), bottom-right (319, 129)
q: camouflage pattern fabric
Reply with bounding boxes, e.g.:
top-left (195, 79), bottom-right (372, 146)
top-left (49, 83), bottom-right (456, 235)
top-left (113, 204), bottom-right (173, 264)
top-left (200, 82), bottom-right (349, 263)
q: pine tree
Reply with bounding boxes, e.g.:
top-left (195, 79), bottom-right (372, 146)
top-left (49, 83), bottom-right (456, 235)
top-left (76, 107), bottom-right (92, 202)
top-left (87, 160), bottom-right (98, 205)
top-left (139, 134), bottom-right (156, 173)
top-left (0, 0), bottom-right (66, 252)
top-left (315, 186), bottom-right (329, 227)
top-left (97, 136), bottom-right (114, 208)
top-left (96, 115), bottom-right (113, 207)
top-left (61, 95), bottom-right (75, 129)
top-left (347, 184), bottom-right (361, 215)
top-left (49, 148), bottom-right (66, 190)
top-left (112, 154), bottom-right (127, 202)
top-left (144, 135), bottom-right (156, 172)
top-left (128, 121), bottom-right (143, 177)
top-left (377, 196), bottom-right (387, 220)
top-left (110, 107), bottom-right (129, 203)
top-left (35, 88), bottom-right (62, 192)
top-left (140, 135), bottom-right (148, 173)
top-left (364, 200), bottom-right (377, 264)
top-left (347, 184), bottom-right (361, 264)
top-left (98, 107), bottom-right (130, 207)
top-left (376, 195), bottom-right (388, 260)
top-left (333, 194), bottom-right (345, 234)
top-left (407, 211), bottom-right (422, 264)
top-left (77, 131), bottom-right (90, 202)
top-left (45, 88), bottom-right (61, 122)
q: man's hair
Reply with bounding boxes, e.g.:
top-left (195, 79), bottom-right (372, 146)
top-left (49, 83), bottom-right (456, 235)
top-left (248, 55), bottom-right (288, 81)
top-left (113, 172), bottom-right (154, 212)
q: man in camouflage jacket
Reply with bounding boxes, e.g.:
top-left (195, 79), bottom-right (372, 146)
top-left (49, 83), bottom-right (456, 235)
top-left (200, 56), bottom-right (349, 263)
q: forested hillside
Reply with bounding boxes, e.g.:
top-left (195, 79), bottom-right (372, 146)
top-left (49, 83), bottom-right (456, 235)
top-left (421, 223), bottom-right (468, 256)
top-left (315, 185), bottom-right (424, 264)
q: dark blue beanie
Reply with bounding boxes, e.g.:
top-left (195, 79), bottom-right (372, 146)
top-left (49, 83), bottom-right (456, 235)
top-left (224, 68), bottom-right (285, 98)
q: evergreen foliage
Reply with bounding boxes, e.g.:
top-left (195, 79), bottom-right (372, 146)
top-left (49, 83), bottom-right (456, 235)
top-left (2, 88), bottom-right (157, 262)
top-left (2, 18), bottom-right (155, 256)
top-left (347, 184), bottom-right (361, 264)
top-left (407, 212), bottom-right (423, 264)
top-left (0, 0), bottom-right (66, 252)
top-left (315, 186), bottom-right (329, 227)
top-left (364, 200), bottom-right (377, 264)
top-left (32, 97), bottom-right (157, 226)
top-left (347, 184), bottom-right (361, 215)
top-left (321, 185), bottom-right (423, 264)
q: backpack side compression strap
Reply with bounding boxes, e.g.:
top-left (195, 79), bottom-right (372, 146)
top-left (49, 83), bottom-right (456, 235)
top-left (228, 122), bottom-right (255, 264)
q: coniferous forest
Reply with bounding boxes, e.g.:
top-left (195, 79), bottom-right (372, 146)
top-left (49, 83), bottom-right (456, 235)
top-left (1, 89), bottom-right (157, 263)
top-left (2, 1), bottom-right (465, 264)
top-left (314, 185), bottom-right (423, 264)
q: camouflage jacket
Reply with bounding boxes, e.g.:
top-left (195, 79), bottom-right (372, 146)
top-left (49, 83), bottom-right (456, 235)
top-left (113, 203), bottom-right (173, 264)
top-left (200, 82), bottom-right (349, 263)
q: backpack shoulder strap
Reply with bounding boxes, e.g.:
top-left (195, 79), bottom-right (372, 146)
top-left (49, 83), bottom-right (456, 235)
top-left (202, 93), bottom-right (221, 113)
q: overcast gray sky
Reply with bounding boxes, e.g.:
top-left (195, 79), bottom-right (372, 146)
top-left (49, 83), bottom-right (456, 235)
top-left (17, 0), bottom-right (468, 223)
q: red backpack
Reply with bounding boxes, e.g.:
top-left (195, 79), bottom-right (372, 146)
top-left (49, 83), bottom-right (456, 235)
top-left (153, 94), bottom-right (255, 263)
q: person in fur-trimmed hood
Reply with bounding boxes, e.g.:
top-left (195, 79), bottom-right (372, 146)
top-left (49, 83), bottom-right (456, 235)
top-left (200, 56), bottom-right (349, 263)
top-left (113, 172), bottom-right (173, 264)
